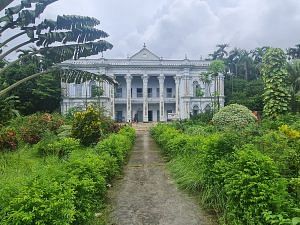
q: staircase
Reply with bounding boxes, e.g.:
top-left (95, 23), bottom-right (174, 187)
top-left (131, 122), bottom-right (157, 133)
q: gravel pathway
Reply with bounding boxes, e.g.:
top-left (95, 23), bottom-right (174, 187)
top-left (109, 130), bottom-right (216, 225)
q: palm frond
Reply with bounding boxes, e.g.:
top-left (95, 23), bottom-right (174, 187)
top-left (36, 28), bottom-right (108, 47)
top-left (56, 15), bottom-right (100, 29)
top-left (39, 40), bottom-right (113, 63)
top-left (58, 68), bottom-right (117, 85)
top-left (0, 0), bottom-right (57, 29)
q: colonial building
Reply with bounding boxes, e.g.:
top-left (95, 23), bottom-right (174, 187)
top-left (60, 45), bottom-right (225, 122)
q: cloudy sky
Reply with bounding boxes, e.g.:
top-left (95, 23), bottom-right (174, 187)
top-left (5, 0), bottom-right (300, 60)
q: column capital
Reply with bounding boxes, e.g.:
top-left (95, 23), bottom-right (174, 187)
top-left (158, 74), bottom-right (165, 80)
top-left (175, 75), bottom-right (181, 81)
top-left (125, 74), bottom-right (132, 80)
top-left (142, 74), bottom-right (148, 79)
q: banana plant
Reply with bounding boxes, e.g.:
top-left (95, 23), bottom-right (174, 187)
top-left (0, 0), bottom-right (115, 97)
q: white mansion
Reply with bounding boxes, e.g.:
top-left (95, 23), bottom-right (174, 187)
top-left (60, 45), bottom-right (225, 122)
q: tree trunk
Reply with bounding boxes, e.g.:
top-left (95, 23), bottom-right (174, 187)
top-left (244, 62), bottom-right (248, 80)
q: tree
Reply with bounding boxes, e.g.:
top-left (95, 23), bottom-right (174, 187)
top-left (0, 0), bottom-right (115, 97)
top-left (0, 59), bottom-right (61, 115)
top-left (224, 78), bottom-right (264, 111)
top-left (261, 48), bottom-right (291, 118)
top-left (286, 60), bottom-right (300, 113)
top-left (287, 44), bottom-right (300, 60)
top-left (201, 60), bottom-right (225, 112)
top-left (250, 46), bottom-right (269, 78)
top-left (209, 44), bottom-right (229, 60)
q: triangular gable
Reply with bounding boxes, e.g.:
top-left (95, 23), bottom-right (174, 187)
top-left (130, 48), bottom-right (160, 60)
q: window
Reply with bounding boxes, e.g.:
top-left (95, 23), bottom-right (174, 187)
top-left (137, 88), bottom-right (143, 98)
top-left (116, 87), bottom-right (122, 98)
top-left (166, 88), bottom-right (172, 98)
top-left (74, 84), bottom-right (82, 97)
top-left (148, 88), bottom-right (152, 98)
top-left (156, 88), bottom-right (160, 97)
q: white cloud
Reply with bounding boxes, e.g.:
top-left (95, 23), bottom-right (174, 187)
top-left (3, 0), bottom-right (300, 60)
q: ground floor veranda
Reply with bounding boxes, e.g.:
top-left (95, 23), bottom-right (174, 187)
top-left (115, 103), bottom-right (176, 122)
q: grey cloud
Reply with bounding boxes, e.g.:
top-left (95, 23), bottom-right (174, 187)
top-left (3, 0), bottom-right (300, 60)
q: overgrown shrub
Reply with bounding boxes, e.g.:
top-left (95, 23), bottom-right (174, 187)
top-left (0, 167), bottom-right (76, 225)
top-left (151, 123), bottom-right (298, 224)
top-left (212, 104), bottom-right (256, 129)
top-left (66, 150), bottom-right (107, 225)
top-left (71, 106), bottom-right (117, 146)
top-left (0, 128), bottom-right (18, 151)
top-left (224, 145), bottom-right (289, 225)
top-left (36, 137), bottom-right (80, 158)
top-left (17, 113), bottom-right (64, 144)
top-left (95, 126), bottom-right (135, 166)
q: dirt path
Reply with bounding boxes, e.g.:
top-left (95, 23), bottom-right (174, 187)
top-left (109, 129), bottom-right (216, 225)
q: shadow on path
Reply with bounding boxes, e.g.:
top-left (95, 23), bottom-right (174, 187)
top-left (109, 129), bottom-right (216, 225)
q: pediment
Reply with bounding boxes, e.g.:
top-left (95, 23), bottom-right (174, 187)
top-left (130, 48), bottom-right (160, 61)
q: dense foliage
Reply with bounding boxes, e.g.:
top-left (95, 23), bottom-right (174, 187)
top-left (0, 111), bottom-right (135, 225)
top-left (71, 106), bottom-right (120, 146)
top-left (224, 78), bottom-right (264, 111)
top-left (0, 61), bottom-right (61, 117)
top-left (262, 48), bottom-right (291, 118)
top-left (211, 104), bottom-right (257, 128)
top-left (151, 115), bottom-right (300, 225)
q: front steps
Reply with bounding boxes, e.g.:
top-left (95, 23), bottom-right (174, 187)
top-left (131, 122), bottom-right (157, 132)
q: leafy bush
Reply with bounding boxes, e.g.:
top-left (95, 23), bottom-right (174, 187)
top-left (0, 113), bottom-right (136, 225)
top-left (0, 128), bottom-right (18, 151)
top-left (95, 126), bottom-right (135, 166)
top-left (36, 137), bottom-right (80, 158)
top-left (17, 113), bottom-right (64, 144)
top-left (65, 150), bottom-right (107, 225)
top-left (0, 167), bottom-right (76, 225)
top-left (72, 106), bottom-right (117, 146)
top-left (212, 104), bottom-right (257, 129)
top-left (224, 145), bottom-right (289, 225)
top-left (151, 123), bottom-right (298, 224)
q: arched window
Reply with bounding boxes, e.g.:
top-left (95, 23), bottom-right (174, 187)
top-left (90, 81), bottom-right (103, 97)
top-left (193, 81), bottom-right (204, 97)
top-left (204, 104), bottom-right (211, 112)
top-left (193, 105), bottom-right (199, 116)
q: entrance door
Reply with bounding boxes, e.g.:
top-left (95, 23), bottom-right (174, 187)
top-left (116, 111), bottom-right (123, 122)
top-left (148, 110), bottom-right (153, 122)
top-left (137, 111), bottom-right (143, 122)
top-left (157, 110), bottom-right (160, 122)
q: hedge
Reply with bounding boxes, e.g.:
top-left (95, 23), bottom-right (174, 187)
top-left (0, 126), bottom-right (135, 225)
top-left (151, 124), bottom-right (298, 225)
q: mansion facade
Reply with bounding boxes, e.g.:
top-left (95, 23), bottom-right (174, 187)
top-left (60, 46), bottom-right (225, 122)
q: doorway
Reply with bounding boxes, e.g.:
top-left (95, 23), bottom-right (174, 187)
top-left (148, 110), bottom-right (153, 122)
top-left (137, 111), bottom-right (143, 122)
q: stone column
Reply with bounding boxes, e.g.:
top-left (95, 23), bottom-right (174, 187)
top-left (142, 74), bottom-right (149, 122)
top-left (158, 74), bottom-right (165, 122)
top-left (126, 74), bottom-right (132, 122)
top-left (175, 76), bottom-right (181, 116)
top-left (110, 75), bottom-right (115, 120)
top-left (218, 73), bottom-right (225, 97)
